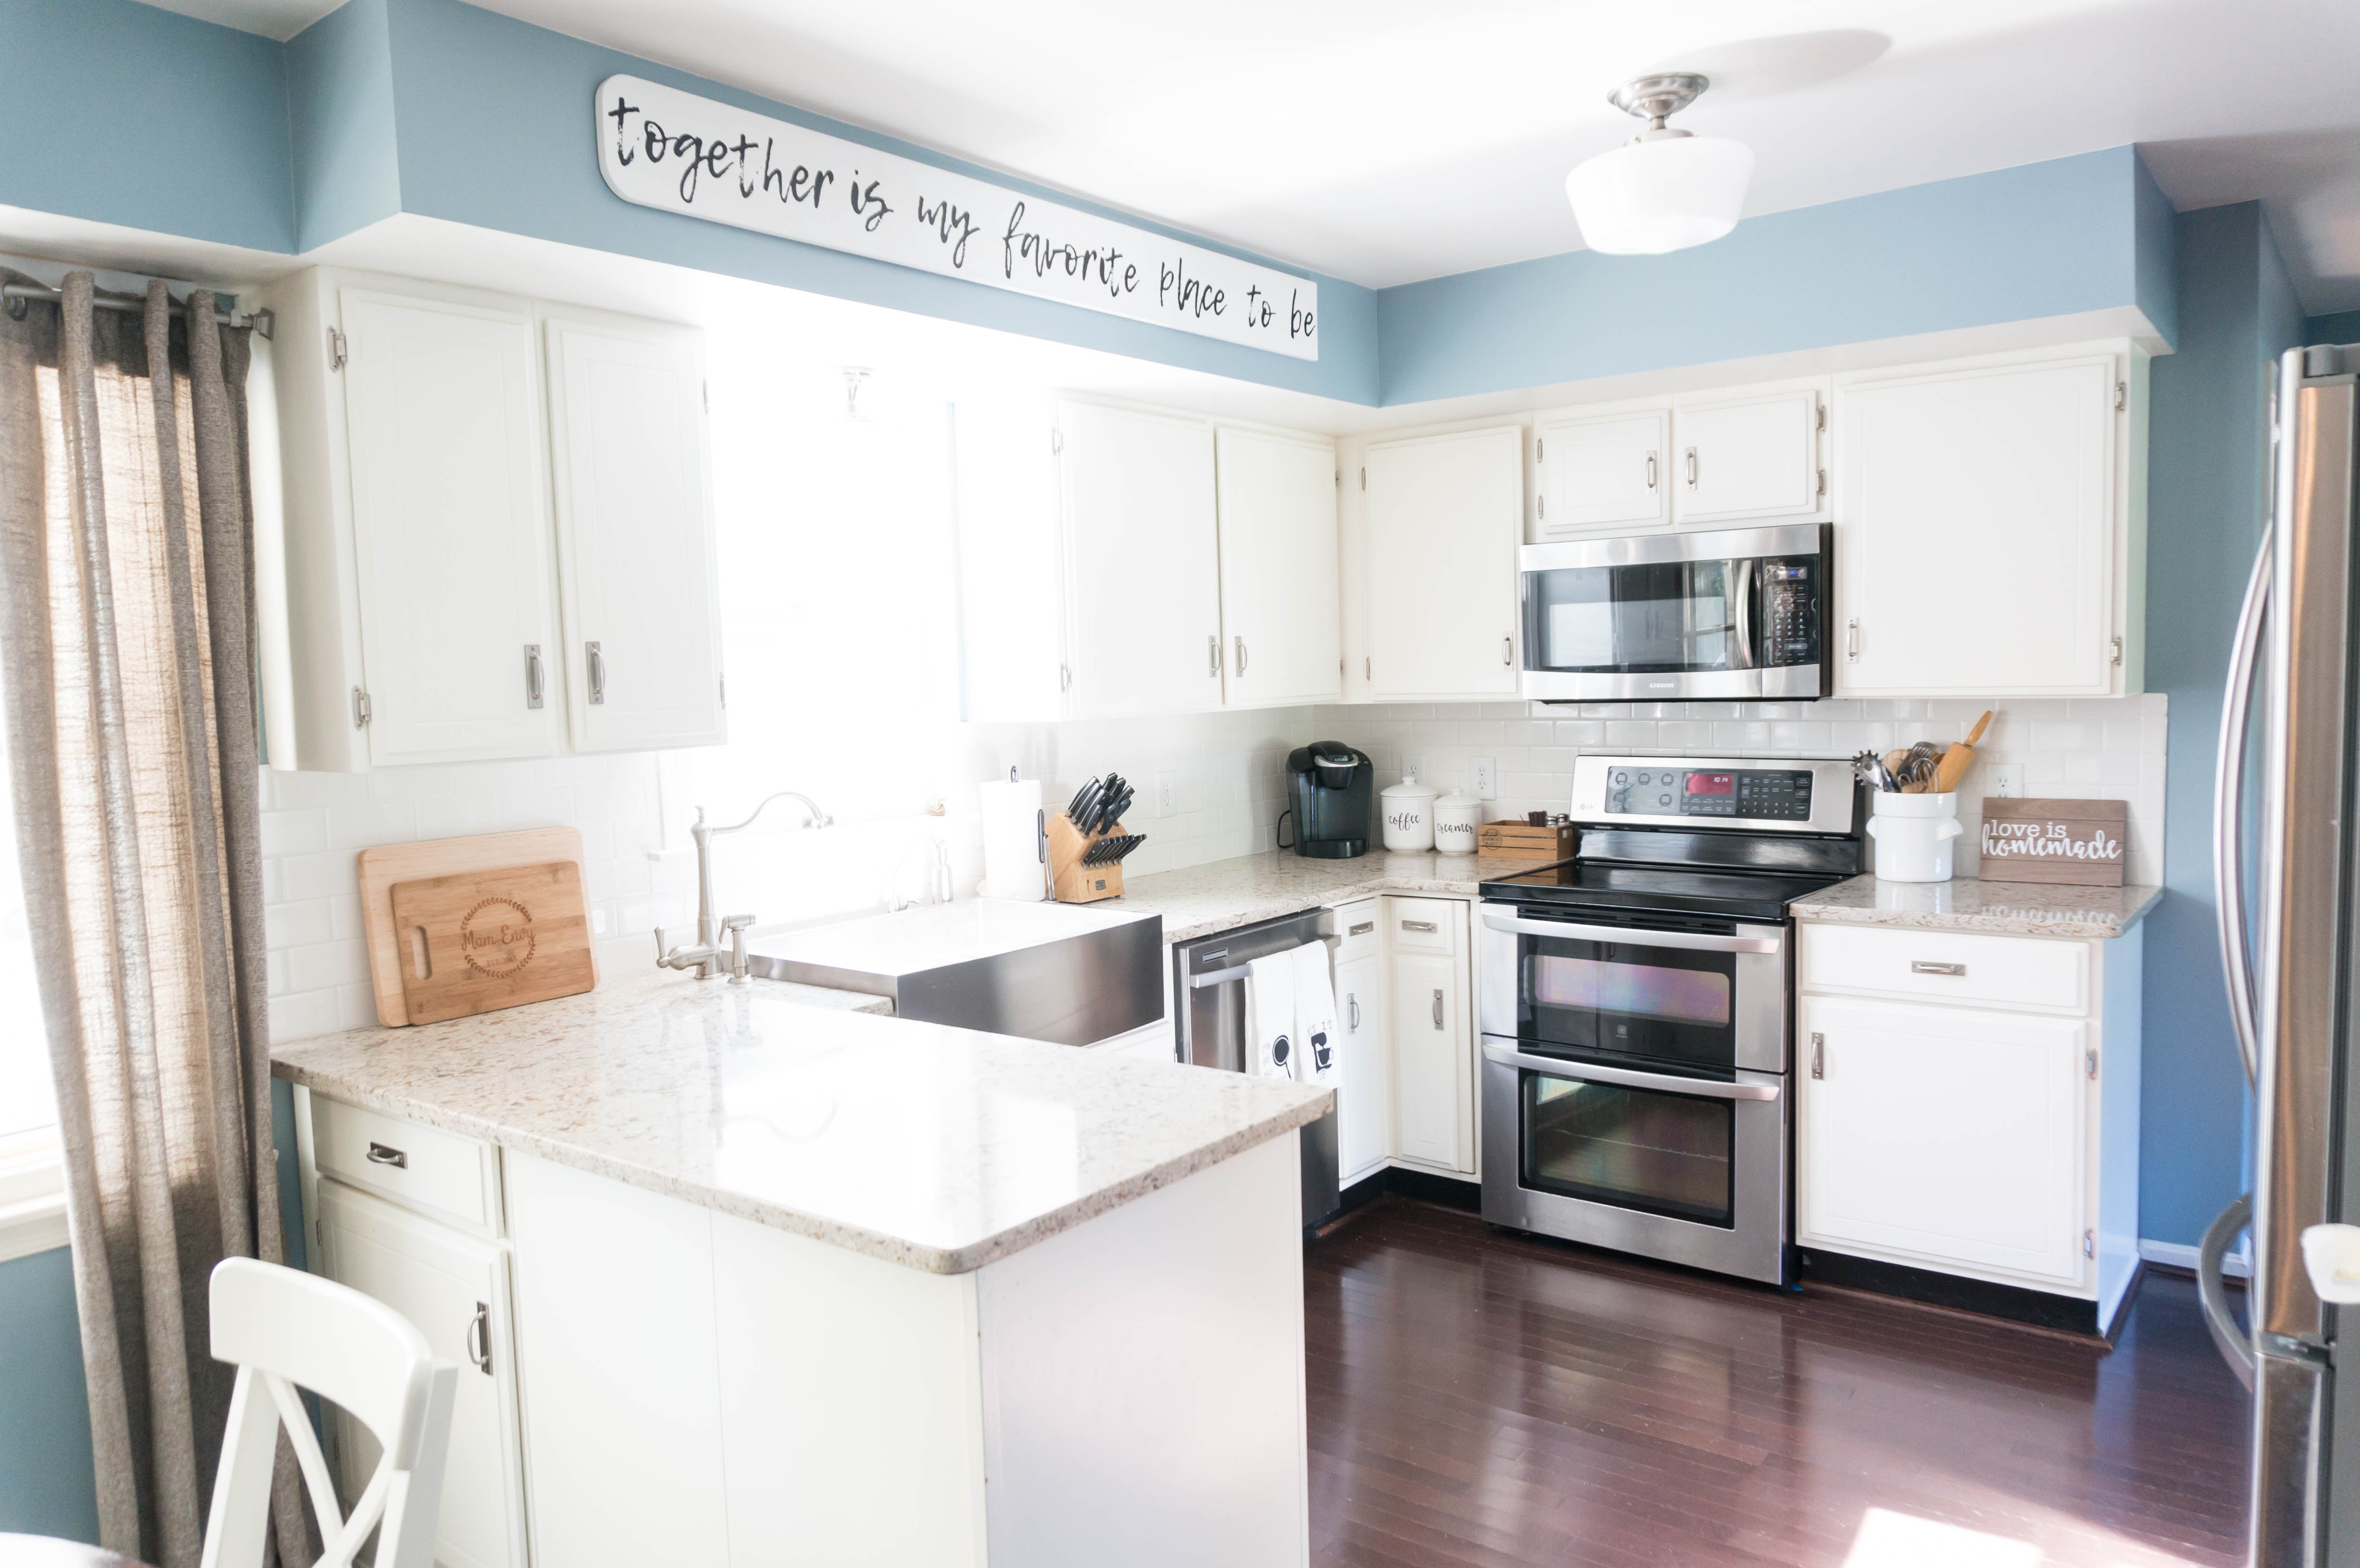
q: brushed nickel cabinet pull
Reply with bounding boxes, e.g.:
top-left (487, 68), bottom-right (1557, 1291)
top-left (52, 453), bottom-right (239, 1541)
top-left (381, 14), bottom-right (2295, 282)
top-left (1432, 988), bottom-right (1445, 1029)
top-left (1811, 1032), bottom-right (1824, 1080)
top-left (1208, 635), bottom-right (1219, 677)
top-left (1401, 919), bottom-right (1439, 933)
top-left (586, 640), bottom-right (607, 705)
top-left (1235, 635), bottom-right (1248, 674)
top-left (1646, 452), bottom-right (1658, 490)
top-left (365, 1141), bottom-right (407, 1169)
top-left (524, 644), bottom-right (544, 710)
top-left (1911, 961), bottom-right (1967, 976)
top-left (1685, 446), bottom-right (1698, 487)
top-left (1349, 921), bottom-right (1375, 937)
top-left (466, 1301), bottom-right (492, 1375)
top-left (1348, 993), bottom-right (1361, 1030)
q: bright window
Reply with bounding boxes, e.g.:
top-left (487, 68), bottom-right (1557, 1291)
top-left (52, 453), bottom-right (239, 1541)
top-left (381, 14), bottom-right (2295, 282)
top-left (0, 704), bottom-right (56, 1146)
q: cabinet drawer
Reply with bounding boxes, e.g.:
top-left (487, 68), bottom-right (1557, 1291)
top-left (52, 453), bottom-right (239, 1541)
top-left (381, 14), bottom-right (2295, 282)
top-left (312, 1094), bottom-right (499, 1233)
top-left (1800, 924), bottom-right (2090, 1013)
top-left (1386, 897), bottom-right (1459, 955)
top-left (1332, 899), bottom-right (1381, 963)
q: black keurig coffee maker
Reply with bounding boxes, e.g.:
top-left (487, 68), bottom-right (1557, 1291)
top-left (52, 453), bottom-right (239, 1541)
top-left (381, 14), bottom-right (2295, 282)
top-left (1281, 743), bottom-right (1374, 858)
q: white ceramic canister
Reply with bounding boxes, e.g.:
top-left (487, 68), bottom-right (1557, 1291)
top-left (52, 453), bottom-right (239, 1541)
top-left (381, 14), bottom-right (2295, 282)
top-left (1866, 791), bottom-right (1964, 883)
top-left (1380, 772), bottom-right (1438, 851)
top-left (1432, 791), bottom-right (1484, 855)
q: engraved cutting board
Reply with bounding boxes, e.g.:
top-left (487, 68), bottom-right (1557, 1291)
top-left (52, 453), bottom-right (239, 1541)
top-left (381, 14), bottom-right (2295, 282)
top-left (359, 828), bottom-right (593, 1025)
top-left (387, 860), bottom-right (596, 1025)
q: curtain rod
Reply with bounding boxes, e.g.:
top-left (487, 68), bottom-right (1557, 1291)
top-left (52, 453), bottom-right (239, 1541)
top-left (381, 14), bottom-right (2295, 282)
top-left (0, 281), bottom-right (274, 340)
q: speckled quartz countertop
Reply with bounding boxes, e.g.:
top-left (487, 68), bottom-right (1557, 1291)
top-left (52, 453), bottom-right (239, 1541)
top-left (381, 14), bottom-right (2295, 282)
top-left (271, 968), bottom-right (1329, 1275)
top-left (1109, 847), bottom-right (1564, 943)
top-left (1790, 875), bottom-right (2165, 939)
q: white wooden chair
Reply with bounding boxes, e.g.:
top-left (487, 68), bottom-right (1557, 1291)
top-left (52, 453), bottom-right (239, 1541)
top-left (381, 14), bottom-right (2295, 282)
top-left (200, 1257), bottom-right (459, 1568)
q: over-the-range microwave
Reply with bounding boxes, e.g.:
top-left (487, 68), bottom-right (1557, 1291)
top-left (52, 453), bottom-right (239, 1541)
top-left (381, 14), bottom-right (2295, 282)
top-left (1519, 521), bottom-right (1832, 702)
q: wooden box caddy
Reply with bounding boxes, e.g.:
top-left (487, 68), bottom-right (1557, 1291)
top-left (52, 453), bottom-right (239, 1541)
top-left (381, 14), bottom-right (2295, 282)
top-left (1476, 820), bottom-right (1579, 858)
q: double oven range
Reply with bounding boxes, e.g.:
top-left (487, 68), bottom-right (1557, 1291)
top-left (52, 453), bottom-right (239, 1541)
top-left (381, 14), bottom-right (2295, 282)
top-left (1478, 755), bottom-right (1861, 1286)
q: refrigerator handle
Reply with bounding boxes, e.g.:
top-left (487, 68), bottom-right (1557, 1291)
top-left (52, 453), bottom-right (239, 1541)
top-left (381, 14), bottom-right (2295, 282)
top-left (2198, 1191), bottom-right (2256, 1390)
top-left (2213, 522), bottom-right (2272, 1088)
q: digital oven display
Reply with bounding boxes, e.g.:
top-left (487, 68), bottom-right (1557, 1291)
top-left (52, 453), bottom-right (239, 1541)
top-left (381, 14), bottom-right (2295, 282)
top-left (1603, 767), bottom-right (1815, 821)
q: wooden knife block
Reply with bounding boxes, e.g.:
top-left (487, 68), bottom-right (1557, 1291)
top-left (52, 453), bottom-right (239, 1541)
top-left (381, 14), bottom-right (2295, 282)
top-left (1047, 813), bottom-right (1128, 903)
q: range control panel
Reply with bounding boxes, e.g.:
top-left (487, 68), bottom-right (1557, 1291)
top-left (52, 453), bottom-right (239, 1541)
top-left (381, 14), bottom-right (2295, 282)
top-left (1570, 754), bottom-right (1857, 835)
top-left (1763, 558), bottom-right (1823, 668)
top-left (1605, 766), bottom-right (1815, 821)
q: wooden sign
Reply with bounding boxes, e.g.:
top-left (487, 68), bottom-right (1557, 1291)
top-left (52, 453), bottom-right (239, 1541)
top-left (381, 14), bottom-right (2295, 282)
top-left (595, 75), bottom-right (1319, 361)
top-left (388, 861), bottom-right (596, 1024)
top-left (1976, 798), bottom-right (2128, 886)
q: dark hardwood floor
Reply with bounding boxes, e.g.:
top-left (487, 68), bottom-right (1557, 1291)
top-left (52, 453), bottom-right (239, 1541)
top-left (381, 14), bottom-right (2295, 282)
top-left (1304, 1197), bottom-right (2250, 1568)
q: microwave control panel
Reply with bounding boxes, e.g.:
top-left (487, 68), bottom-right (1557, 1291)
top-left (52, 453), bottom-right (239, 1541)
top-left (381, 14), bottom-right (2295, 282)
top-left (1604, 766), bottom-right (1816, 821)
top-left (1762, 557), bottom-right (1822, 668)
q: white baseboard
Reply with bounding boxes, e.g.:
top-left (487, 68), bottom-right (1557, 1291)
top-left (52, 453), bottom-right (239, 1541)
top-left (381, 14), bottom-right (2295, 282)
top-left (2140, 1237), bottom-right (2251, 1278)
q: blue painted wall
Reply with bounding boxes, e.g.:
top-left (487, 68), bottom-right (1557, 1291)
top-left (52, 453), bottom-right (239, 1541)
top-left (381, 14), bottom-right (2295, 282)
top-left (0, 0), bottom-right (294, 253)
top-left (285, 0), bottom-right (403, 253)
top-left (2308, 309), bottom-right (2360, 343)
top-left (1375, 147), bottom-right (2170, 404)
top-left (0, 1247), bottom-right (98, 1542)
top-left (2139, 202), bottom-right (2305, 1248)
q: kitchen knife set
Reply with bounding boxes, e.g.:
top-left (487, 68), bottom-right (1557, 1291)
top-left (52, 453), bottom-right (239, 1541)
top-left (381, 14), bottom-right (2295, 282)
top-left (1066, 774), bottom-right (1144, 865)
top-left (1853, 710), bottom-right (1994, 795)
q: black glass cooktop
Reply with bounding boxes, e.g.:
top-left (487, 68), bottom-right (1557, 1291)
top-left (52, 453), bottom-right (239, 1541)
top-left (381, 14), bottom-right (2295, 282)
top-left (1482, 860), bottom-right (1846, 924)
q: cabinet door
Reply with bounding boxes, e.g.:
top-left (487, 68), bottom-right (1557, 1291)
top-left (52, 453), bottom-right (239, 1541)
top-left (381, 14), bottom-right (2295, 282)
top-left (1672, 384), bottom-right (1823, 526)
top-left (1057, 403), bottom-right (1223, 718)
top-left (340, 290), bottom-right (559, 765)
top-left (1215, 426), bottom-right (1341, 706)
top-left (1798, 995), bottom-right (2087, 1286)
top-left (1334, 950), bottom-right (1386, 1181)
top-left (1364, 427), bottom-right (1522, 699)
top-left (1833, 355), bottom-right (2115, 696)
top-left (313, 1177), bottom-right (527, 1568)
top-left (1537, 407), bottom-right (1670, 534)
top-left (546, 318), bottom-right (725, 751)
top-left (1390, 950), bottom-right (1470, 1173)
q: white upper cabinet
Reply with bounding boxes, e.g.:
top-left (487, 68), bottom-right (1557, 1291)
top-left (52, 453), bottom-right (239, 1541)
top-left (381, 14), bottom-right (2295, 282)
top-left (1671, 382), bottom-right (1826, 526)
top-left (543, 315), bottom-right (725, 752)
top-left (1536, 405), bottom-right (1670, 535)
top-left (1364, 427), bottom-right (1523, 699)
top-left (1833, 349), bottom-right (2126, 697)
top-left (340, 289), bottom-right (559, 767)
top-left (1056, 401), bottom-right (1224, 719)
top-left (1215, 425), bottom-right (1341, 707)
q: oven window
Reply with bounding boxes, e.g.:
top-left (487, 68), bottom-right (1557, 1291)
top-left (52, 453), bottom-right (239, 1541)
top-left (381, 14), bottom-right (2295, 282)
top-left (1528, 561), bottom-right (1745, 674)
top-left (1518, 932), bottom-right (1736, 1069)
top-left (1520, 1072), bottom-right (1734, 1227)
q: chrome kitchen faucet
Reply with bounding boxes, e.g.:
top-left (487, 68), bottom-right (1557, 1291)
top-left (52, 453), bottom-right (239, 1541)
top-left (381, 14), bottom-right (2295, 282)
top-left (657, 791), bottom-right (834, 982)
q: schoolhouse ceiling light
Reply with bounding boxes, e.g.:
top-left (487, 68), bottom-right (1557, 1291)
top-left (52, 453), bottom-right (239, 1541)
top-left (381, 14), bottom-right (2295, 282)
top-left (1565, 74), bottom-right (1754, 256)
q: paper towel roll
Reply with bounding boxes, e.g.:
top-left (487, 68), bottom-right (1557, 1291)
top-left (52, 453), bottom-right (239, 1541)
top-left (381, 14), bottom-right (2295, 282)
top-left (978, 778), bottom-right (1046, 901)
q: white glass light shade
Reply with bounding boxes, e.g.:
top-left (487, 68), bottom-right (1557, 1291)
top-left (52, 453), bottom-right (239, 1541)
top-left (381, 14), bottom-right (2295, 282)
top-left (1565, 135), bottom-right (1755, 256)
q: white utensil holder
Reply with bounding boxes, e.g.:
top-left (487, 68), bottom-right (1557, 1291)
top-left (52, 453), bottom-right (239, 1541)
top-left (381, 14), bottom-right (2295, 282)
top-left (1867, 791), bottom-right (1963, 883)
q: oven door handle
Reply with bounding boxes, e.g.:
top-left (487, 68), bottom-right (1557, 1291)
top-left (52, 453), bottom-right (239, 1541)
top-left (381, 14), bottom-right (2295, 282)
top-left (1481, 1039), bottom-right (1782, 1101)
top-left (1480, 910), bottom-right (1782, 955)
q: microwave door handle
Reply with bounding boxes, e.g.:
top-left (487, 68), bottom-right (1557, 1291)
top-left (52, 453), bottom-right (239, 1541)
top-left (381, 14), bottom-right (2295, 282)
top-left (1479, 910), bottom-right (1782, 955)
top-left (1728, 558), bottom-right (1758, 670)
top-left (1481, 1039), bottom-right (1782, 1101)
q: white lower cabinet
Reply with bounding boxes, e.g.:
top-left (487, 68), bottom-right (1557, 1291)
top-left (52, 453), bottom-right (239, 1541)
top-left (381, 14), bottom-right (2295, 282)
top-left (311, 1176), bottom-right (528, 1568)
top-left (1385, 897), bottom-right (1474, 1176)
top-left (1796, 920), bottom-right (2142, 1330)
top-left (1333, 944), bottom-right (1386, 1184)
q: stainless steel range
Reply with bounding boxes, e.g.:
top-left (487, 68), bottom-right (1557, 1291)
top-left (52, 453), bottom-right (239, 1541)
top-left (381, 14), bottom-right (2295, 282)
top-left (1477, 754), bottom-right (1862, 1286)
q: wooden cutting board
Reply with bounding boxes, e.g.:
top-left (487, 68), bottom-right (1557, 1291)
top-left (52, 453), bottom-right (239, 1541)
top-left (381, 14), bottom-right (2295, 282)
top-left (359, 828), bottom-right (594, 1025)
top-left (388, 860), bottom-right (596, 1024)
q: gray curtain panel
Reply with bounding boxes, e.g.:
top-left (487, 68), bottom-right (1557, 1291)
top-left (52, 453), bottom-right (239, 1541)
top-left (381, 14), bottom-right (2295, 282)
top-left (0, 271), bottom-right (308, 1567)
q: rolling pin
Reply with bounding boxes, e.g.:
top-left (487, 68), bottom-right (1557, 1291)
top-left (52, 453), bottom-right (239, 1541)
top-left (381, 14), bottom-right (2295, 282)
top-left (1931, 710), bottom-right (1995, 794)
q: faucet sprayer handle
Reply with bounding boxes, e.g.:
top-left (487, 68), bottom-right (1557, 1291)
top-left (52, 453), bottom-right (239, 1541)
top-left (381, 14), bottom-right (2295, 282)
top-left (723, 914), bottom-right (756, 985)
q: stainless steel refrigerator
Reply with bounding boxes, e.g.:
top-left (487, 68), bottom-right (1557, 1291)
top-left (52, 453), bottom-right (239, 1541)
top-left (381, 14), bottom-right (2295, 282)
top-left (2206, 342), bottom-right (2360, 1565)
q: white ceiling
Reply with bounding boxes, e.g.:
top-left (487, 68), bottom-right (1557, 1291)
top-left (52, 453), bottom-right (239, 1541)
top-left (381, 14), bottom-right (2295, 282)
top-left (148, 0), bottom-right (2360, 311)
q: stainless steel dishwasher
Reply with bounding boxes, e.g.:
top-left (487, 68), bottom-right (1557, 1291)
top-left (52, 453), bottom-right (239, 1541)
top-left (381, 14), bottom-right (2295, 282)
top-left (1173, 907), bottom-right (1341, 1228)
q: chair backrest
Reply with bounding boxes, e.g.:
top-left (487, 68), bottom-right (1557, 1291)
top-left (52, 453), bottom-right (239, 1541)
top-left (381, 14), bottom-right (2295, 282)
top-left (201, 1258), bottom-right (458, 1568)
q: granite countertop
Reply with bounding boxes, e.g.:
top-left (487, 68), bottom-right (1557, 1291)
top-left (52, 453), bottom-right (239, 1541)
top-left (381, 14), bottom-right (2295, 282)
top-left (1109, 847), bottom-right (1563, 943)
top-left (272, 968), bottom-right (1329, 1275)
top-left (1791, 874), bottom-right (2165, 939)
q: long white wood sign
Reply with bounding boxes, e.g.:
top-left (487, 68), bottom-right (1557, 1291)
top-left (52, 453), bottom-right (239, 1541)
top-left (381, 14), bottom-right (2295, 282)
top-left (596, 75), bottom-right (1319, 360)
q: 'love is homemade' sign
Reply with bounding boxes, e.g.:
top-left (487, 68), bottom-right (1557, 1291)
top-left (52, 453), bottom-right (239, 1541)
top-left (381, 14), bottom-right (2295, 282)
top-left (595, 75), bottom-right (1319, 360)
top-left (1977, 797), bottom-right (2128, 886)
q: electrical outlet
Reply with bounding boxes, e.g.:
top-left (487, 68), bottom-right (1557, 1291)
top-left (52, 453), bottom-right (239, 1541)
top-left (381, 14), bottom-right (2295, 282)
top-left (1155, 770), bottom-right (1177, 817)
top-left (1471, 756), bottom-right (1498, 799)
top-left (1988, 762), bottom-right (2026, 798)
top-left (1402, 754), bottom-right (1426, 785)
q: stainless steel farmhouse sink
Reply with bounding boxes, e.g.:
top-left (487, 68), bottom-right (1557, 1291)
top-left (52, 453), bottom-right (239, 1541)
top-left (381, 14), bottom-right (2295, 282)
top-left (744, 899), bottom-right (1164, 1047)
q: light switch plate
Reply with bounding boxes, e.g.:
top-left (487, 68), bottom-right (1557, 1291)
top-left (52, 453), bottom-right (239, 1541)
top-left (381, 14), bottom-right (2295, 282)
top-left (1155, 770), bottom-right (1176, 817)
top-left (1988, 762), bottom-right (2026, 798)
top-left (1472, 756), bottom-right (1498, 799)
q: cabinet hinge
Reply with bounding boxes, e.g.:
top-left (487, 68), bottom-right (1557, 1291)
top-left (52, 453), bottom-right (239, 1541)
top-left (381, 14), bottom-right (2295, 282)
top-left (1051, 429), bottom-right (1063, 455)
top-left (2112, 635), bottom-right (2124, 667)
top-left (2083, 1229), bottom-right (2095, 1259)
top-left (1059, 663), bottom-right (1072, 693)
top-left (2086, 1046), bottom-right (2099, 1080)
top-left (1537, 494), bottom-right (1546, 519)
top-left (1335, 468), bottom-right (1342, 487)
top-left (1817, 467), bottom-right (1826, 498)
top-left (1536, 437), bottom-right (1545, 463)
top-left (1816, 400), bottom-right (1826, 431)
top-left (327, 325), bottom-right (347, 371)
top-left (2115, 380), bottom-right (2126, 412)
top-left (351, 686), bottom-right (371, 728)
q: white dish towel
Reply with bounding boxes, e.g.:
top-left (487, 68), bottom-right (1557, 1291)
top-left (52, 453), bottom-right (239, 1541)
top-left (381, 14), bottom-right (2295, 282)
top-left (1246, 951), bottom-right (1299, 1080)
top-left (1294, 941), bottom-right (1340, 1089)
